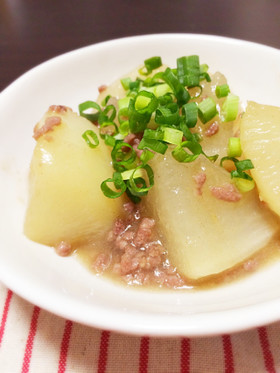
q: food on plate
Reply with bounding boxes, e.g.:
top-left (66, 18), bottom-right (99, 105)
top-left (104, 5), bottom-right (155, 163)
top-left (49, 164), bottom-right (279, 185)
top-left (240, 102), bottom-right (280, 216)
top-left (24, 106), bottom-right (123, 250)
top-left (24, 56), bottom-right (280, 288)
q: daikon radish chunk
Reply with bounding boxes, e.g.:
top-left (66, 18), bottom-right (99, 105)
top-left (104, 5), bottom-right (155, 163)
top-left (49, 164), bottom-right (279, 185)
top-left (240, 101), bottom-right (280, 216)
top-left (24, 106), bottom-right (123, 247)
top-left (145, 150), bottom-right (278, 280)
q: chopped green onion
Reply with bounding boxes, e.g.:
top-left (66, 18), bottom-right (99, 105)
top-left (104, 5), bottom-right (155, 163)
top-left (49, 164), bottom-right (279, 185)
top-left (118, 97), bottom-right (131, 110)
top-left (119, 121), bottom-right (130, 136)
top-left (129, 79), bottom-right (141, 91)
top-left (220, 156), bottom-right (254, 181)
top-left (99, 104), bottom-right (116, 123)
top-left (221, 94), bottom-right (239, 122)
top-left (182, 102), bottom-right (198, 128)
top-left (215, 84), bottom-right (230, 98)
top-left (128, 91), bottom-right (158, 133)
top-left (82, 130), bottom-right (99, 148)
top-left (142, 128), bottom-right (164, 141)
top-left (99, 121), bottom-right (118, 138)
top-left (139, 56), bottom-right (162, 75)
top-left (162, 127), bottom-right (183, 145)
top-left (101, 172), bottom-right (127, 198)
top-left (121, 77), bottom-right (132, 90)
top-left (172, 141), bottom-right (202, 163)
top-left (138, 137), bottom-right (168, 154)
top-left (140, 149), bottom-right (155, 164)
top-left (199, 64), bottom-right (211, 82)
top-left (234, 178), bottom-right (255, 192)
top-left (227, 137), bottom-right (242, 157)
top-left (154, 83), bottom-right (173, 97)
top-left (135, 95), bottom-right (152, 110)
top-left (177, 55), bottom-right (200, 88)
top-left (235, 159), bottom-right (254, 173)
top-left (155, 103), bottom-right (180, 126)
top-left (104, 135), bottom-right (116, 147)
top-left (111, 141), bottom-right (136, 171)
top-left (79, 101), bottom-right (101, 122)
top-left (101, 95), bottom-right (111, 106)
top-left (162, 68), bottom-right (190, 107)
top-left (121, 168), bottom-right (144, 180)
top-left (198, 98), bottom-right (217, 124)
top-left (127, 164), bottom-right (154, 196)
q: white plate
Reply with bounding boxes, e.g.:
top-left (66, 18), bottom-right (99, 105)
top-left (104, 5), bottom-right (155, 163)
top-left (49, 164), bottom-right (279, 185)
top-left (1, 34), bottom-right (280, 337)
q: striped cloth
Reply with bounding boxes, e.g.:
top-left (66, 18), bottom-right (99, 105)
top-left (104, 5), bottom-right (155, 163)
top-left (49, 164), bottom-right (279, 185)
top-left (0, 283), bottom-right (279, 373)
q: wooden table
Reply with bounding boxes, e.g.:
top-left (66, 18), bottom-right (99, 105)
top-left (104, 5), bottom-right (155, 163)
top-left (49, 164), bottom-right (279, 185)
top-left (1, 0), bottom-right (280, 92)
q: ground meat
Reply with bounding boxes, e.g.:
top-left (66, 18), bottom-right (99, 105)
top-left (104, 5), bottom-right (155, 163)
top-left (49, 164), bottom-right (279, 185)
top-left (205, 121), bottom-right (219, 137)
top-left (49, 105), bottom-right (70, 113)
top-left (193, 172), bottom-right (206, 195)
top-left (98, 84), bottom-right (107, 93)
top-left (92, 253), bottom-right (111, 273)
top-left (93, 203), bottom-right (185, 288)
top-left (55, 241), bottom-right (72, 257)
top-left (33, 116), bottom-right (61, 140)
top-left (210, 183), bottom-right (242, 202)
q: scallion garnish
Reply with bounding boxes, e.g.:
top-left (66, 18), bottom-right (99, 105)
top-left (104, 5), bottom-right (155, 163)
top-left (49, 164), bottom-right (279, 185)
top-left (220, 157), bottom-right (254, 183)
top-left (177, 55), bottom-right (200, 88)
top-left (111, 141), bottom-right (137, 171)
top-left (227, 137), bottom-right (242, 157)
top-left (121, 77), bottom-right (132, 90)
top-left (198, 98), bottom-right (217, 124)
top-left (82, 130), bottom-right (99, 148)
top-left (221, 94), bottom-right (239, 122)
top-left (182, 102), bottom-right (198, 128)
top-left (127, 164), bottom-right (154, 196)
top-left (215, 84), bottom-right (230, 98)
top-left (172, 141), bottom-right (202, 163)
top-left (101, 172), bottom-right (127, 198)
top-left (79, 101), bottom-right (101, 122)
top-left (162, 68), bottom-right (190, 107)
top-left (80, 55), bottom-right (249, 202)
top-left (162, 127), bottom-right (183, 145)
top-left (128, 91), bottom-right (158, 133)
top-left (139, 56), bottom-right (162, 75)
top-left (155, 103), bottom-right (180, 126)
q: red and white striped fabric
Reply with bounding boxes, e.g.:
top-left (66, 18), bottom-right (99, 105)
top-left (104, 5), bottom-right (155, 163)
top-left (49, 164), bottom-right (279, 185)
top-left (0, 282), bottom-right (279, 373)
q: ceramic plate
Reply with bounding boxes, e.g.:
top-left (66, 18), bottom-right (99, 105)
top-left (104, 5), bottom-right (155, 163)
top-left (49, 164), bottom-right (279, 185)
top-left (1, 34), bottom-right (280, 336)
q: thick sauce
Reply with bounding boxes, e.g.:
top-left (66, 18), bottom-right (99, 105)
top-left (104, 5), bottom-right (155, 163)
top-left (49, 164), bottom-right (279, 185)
top-left (75, 202), bottom-right (280, 290)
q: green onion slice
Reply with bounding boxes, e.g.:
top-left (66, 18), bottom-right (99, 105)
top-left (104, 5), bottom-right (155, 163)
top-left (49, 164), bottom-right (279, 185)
top-left (79, 101), bottom-right (101, 122)
top-left (177, 55), bottom-right (200, 88)
top-left (121, 77), bottom-right (132, 90)
top-left (111, 141), bottom-right (137, 170)
top-left (234, 178), bottom-right (255, 192)
top-left (99, 121), bottom-right (118, 138)
top-left (162, 68), bottom-right (190, 107)
top-left (128, 91), bottom-right (158, 133)
top-left (155, 103), bottom-right (180, 126)
top-left (140, 149), bottom-right (155, 164)
top-left (101, 95), bottom-right (111, 107)
top-left (182, 102), bottom-right (198, 128)
top-left (139, 56), bottom-right (162, 75)
top-left (221, 94), bottom-right (239, 122)
top-left (138, 137), bottom-right (168, 154)
top-left (82, 130), bottom-right (99, 148)
top-left (172, 141), bottom-right (202, 163)
top-left (227, 137), bottom-right (242, 157)
top-left (101, 172), bottom-right (127, 198)
top-left (198, 98), bottom-right (217, 124)
top-left (162, 127), bottom-right (183, 145)
top-left (215, 84), bottom-right (230, 98)
top-left (127, 164), bottom-right (154, 196)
